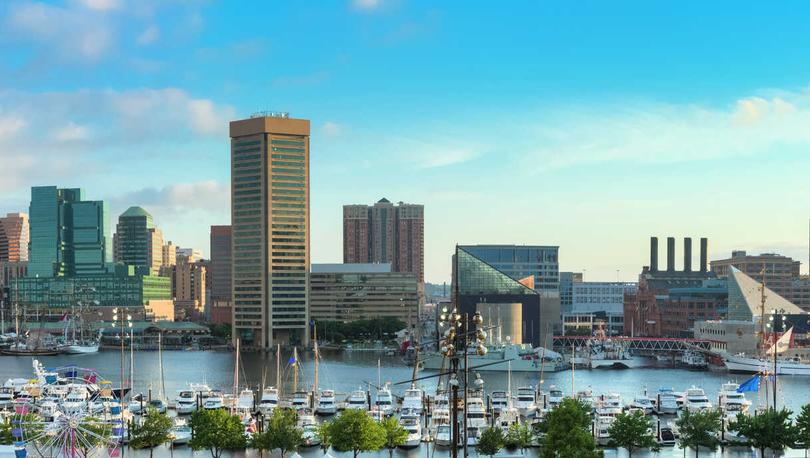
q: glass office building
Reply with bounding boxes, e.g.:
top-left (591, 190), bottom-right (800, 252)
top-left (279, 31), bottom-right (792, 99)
top-left (28, 186), bottom-right (111, 278)
top-left (460, 245), bottom-right (559, 291)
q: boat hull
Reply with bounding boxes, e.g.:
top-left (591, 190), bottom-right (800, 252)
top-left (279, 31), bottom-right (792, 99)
top-left (590, 356), bottom-right (647, 370)
top-left (724, 355), bottom-right (810, 376)
top-left (61, 344), bottom-right (99, 354)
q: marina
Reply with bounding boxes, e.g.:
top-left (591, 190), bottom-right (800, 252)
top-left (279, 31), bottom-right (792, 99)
top-left (1, 349), bottom-right (810, 457)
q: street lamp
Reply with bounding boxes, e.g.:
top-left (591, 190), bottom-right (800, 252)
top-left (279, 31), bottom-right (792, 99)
top-left (767, 308), bottom-right (787, 408)
top-left (112, 307), bottom-right (132, 441)
top-left (437, 307), bottom-right (486, 458)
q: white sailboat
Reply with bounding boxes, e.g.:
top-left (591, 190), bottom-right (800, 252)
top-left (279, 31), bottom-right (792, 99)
top-left (725, 328), bottom-right (810, 375)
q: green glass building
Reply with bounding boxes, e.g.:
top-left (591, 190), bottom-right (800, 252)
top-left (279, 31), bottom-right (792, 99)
top-left (28, 186), bottom-right (111, 278)
top-left (113, 206), bottom-right (162, 275)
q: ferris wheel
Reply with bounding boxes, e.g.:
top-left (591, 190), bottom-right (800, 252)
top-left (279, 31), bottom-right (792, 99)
top-left (11, 367), bottom-right (124, 458)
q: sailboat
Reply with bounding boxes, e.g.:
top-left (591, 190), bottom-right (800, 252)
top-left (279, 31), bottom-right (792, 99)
top-left (60, 302), bottom-right (100, 354)
top-left (724, 327), bottom-right (810, 375)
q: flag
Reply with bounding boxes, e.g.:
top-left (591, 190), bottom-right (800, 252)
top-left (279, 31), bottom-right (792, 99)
top-left (737, 375), bottom-right (760, 393)
top-left (288, 356), bottom-right (296, 364)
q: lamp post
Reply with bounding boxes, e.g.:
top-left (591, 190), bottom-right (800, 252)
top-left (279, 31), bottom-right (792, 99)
top-left (112, 306), bottom-right (132, 439)
top-left (438, 306), bottom-right (486, 458)
top-left (766, 308), bottom-right (786, 409)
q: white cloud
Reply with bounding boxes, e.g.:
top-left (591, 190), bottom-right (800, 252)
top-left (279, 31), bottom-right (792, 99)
top-left (352, 0), bottom-right (381, 11)
top-left (51, 122), bottom-right (90, 142)
top-left (113, 181), bottom-right (230, 213)
top-left (0, 115), bottom-right (27, 142)
top-left (526, 87), bottom-right (810, 172)
top-left (136, 24), bottom-right (160, 45)
top-left (321, 121), bottom-right (343, 137)
top-left (6, 1), bottom-right (115, 62)
top-left (417, 148), bottom-right (480, 169)
top-left (74, 0), bottom-right (122, 11)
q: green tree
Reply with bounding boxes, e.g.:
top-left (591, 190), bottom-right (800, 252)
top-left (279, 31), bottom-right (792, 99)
top-left (675, 409), bottom-right (722, 458)
top-left (269, 408), bottom-right (302, 458)
top-left (0, 418), bottom-right (13, 445)
top-left (129, 407), bottom-right (173, 456)
top-left (607, 410), bottom-right (659, 457)
top-left (729, 408), bottom-right (798, 458)
top-left (542, 398), bottom-right (602, 458)
top-left (380, 416), bottom-right (408, 458)
top-left (796, 404), bottom-right (810, 457)
top-left (323, 409), bottom-right (385, 458)
top-left (317, 421), bottom-right (333, 456)
top-left (504, 422), bottom-right (535, 453)
top-left (189, 408), bottom-right (247, 458)
top-left (476, 427), bottom-right (504, 458)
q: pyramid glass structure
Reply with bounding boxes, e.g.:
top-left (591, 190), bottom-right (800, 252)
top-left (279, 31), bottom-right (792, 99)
top-left (726, 266), bottom-right (805, 321)
top-left (457, 247), bottom-right (538, 296)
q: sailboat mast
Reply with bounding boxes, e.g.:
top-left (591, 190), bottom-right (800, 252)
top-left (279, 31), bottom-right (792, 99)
top-left (313, 326), bottom-right (319, 396)
top-left (234, 338), bottom-right (240, 405)
top-left (159, 332), bottom-right (166, 400)
top-left (571, 343), bottom-right (575, 396)
top-left (276, 343), bottom-right (281, 393)
top-left (129, 327), bottom-right (134, 394)
top-left (293, 347), bottom-right (299, 393)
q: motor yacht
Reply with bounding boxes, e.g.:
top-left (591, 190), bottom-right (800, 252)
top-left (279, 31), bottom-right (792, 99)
top-left (547, 385), bottom-right (564, 409)
top-left (399, 416), bottom-right (422, 448)
top-left (345, 389), bottom-right (369, 411)
top-left (258, 387), bottom-right (279, 416)
top-left (236, 389), bottom-right (254, 412)
top-left (374, 386), bottom-right (395, 416)
top-left (316, 389), bottom-right (337, 415)
top-left (170, 419), bottom-right (192, 446)
top-left (653, 387), bottom-right (679, 415)
top-left (299, 410), bottom-right (321, 447)
top-left (489, 390), bottom-right (510, 414)
top-left (684, 386), bottom-right (712, 412)
top-left (402, 385), bottom-right (424, 415)
top-left (515, 386), bottom-right (537, 417)
top-left (148, 398), bottom-right (168, 414)
top-left (291, 391), bottom-right (311, 410)
top-left (629, 395), bottom-right (655, 415)
top-left (203, 390), bottom-right (225, 410)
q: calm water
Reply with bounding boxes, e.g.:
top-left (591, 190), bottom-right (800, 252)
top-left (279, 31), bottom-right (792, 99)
top-left (2, 350), bottom-right (810, 457)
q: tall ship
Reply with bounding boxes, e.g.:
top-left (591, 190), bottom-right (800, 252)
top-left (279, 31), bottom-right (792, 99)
top-left (421, 343), bottom-right (566, 372)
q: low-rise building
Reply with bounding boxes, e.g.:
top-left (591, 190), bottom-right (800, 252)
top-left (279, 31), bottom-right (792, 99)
top-left (309, 263), bottom-right (418, 325)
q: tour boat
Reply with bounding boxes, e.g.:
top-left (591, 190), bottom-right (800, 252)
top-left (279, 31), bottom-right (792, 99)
top-left (684, 386), bottom-right (712, 412)
top-left (374, 386), bottom-right (395, 416)
top-left (345, 389), bottom-right (369, 411)
top-left (316, 389), bottom-right (337, 415)
top-left (258, 387), bottom-right (279, 415)
top-left (515, 386), bottom-right (537, 417)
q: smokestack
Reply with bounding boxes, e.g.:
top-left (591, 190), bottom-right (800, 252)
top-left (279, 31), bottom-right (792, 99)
top-left (700, 237), bottom-right (708, 272)
top-left (650, 237), bottom-right (658, 272)
top-left (666, 237), bottom-right (675, 272)
top-left (683, 237), bottom-right (692, 272)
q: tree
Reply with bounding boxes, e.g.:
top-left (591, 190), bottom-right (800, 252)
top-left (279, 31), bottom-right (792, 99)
top-left (796, 404), bottom-right (810, 456)
top-left (317, 421), bottom-right (333, 456)
top-left (129, 407), bottom-right (173, 456)
top-left (504, 422), bottom-right (534, 453)
top-left (189, 408), bottom-right (248, 458)
top-left (542, 398), bottom-right (603, 458)
top-left (380, 416), bottom-right (408, 458)
top-left (729, 408), bottom-right (797, 458)
top-left (607, 411), bottom-right (659, 457)
top-left (323, 409), bottom-right (385, 458)
top-left (675, 409), bottom-right (722, 458)
top-left (476, 427), bottom-right (504, 458)
top-left (268, 408), bottom-right (303, 458)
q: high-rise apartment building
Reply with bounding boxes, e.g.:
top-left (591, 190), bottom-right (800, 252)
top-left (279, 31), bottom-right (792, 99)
top-left (711, 250), bottom-right (800, 302)
top-left (342, 198), bottom-right (424, 283)
top-left (0, 213), bottom-right (29, 262)
top-left (28, 186), bottom-right (111, 278)
top-left (173, 254), bottom-right (206, 320)
top-left (113, 206), bottom-right (163, 275)
top-left (230, 113), bottom-right (310, 348)
top-left (161, 241), bottom-right (177, 272)
top-left (210, 225), bottom-right (232, 301)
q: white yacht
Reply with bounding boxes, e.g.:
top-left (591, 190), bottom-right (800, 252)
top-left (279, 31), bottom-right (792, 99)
top-left (465, 396), bottom-right (487, 446)
top-left (653, 387), bottom-right (679, 415)
top-left (399, 416), bottom-right (422, 448)
top-left (594, 415), bottom-right (616, 446)
top-left (684, 386), bottom-right (712, 412)
top-left (203, 390), bottom-right (225, 410)
top-left (718, 382), bottom-right (751, 417)
top-left (515, 386), bottom-right (537, 417)
top-left (299, 410), bottom-right (321, 447)
top-left (61, 341), bottom-right (100, 355)
top-left (175, 389), bottom-right (198, 415)
top-left (628, 395), bottom-right (654, 415)
top-left (291, 391), bottom-right (311, 410)
top-left (402, 385), bottom-right (424, 415)
top-left (595, 393), bottom-right (623, 417)
top-left (0, 387), bottom-right (15, 409)
top-left (374, 386), bottom-right (394, 416)
top-left (316, 389), bottom-right (337, 415)
top-left (345, 390), bottom-right (369, 411)
top-left (434, 424), bottom-right (454, 447)
top-left (258, 387), bottom-right (279, 415)
top-left (576, 388), bottom-right (595, 411)
top-left (148, 398), bottom-right (168, 414)
top-left (62, 387), bottom-right (89, 412)
top-left (236, 389), bottom-right (254, 412)
top-left (547, 385), bottom-right (564, 409)
top-left (489, 390), bottom-right (510, 414)
top-left (170, 420), bottom-right (192, 446)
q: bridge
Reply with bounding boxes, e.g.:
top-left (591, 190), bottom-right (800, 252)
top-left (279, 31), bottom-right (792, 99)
top-left (551, 335), bottom-right (720, 352)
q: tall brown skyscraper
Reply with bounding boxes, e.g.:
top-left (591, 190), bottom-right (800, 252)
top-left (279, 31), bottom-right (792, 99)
top-left (0, 213), bottom-right (29, 262)
top-left (230, 113), bottom-right (310, 349)
top-left (342, 198), bottom-right (424, 283)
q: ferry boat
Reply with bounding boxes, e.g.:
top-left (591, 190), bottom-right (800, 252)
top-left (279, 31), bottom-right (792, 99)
top-left (421, 344), bottom-right (566, 373)
top-left (316, 389), bottom-right (337, 415)
top-left (684, 386), bottom-right (712, 412)
top-left (515, 386), bottom-right (537, 417)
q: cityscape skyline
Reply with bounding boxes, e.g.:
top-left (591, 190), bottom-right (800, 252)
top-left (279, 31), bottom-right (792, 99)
top-left (2, 1), bottom-right (810, 283)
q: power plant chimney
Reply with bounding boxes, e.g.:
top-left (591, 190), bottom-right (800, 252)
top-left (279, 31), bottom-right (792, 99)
top-left (684, 237), bottom-right (692, 272)
top-left (700, 237), bottom-right (708, 272)
top-left (666, 237), bottom-right (675, 272)
top-left (650, 237), bottom-right (658, 272)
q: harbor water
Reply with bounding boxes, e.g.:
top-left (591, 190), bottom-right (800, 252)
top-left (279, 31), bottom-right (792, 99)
top-left (2, 349), bottom-right (810, 457)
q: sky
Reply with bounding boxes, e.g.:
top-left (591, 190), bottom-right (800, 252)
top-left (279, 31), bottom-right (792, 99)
top-left (0, 0), bottom-right (809, 283)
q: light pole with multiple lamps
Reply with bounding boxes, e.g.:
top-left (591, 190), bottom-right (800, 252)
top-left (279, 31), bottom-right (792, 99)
top-left (438, 305), bottom-right (487, 458)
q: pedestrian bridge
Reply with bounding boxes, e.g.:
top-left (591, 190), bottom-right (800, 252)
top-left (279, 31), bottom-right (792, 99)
top-left (552, 335), bottom-right (719, 352)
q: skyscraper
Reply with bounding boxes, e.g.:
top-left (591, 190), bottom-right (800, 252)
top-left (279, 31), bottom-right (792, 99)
top-left (28, 186), bottom-right (111, 278)
top-left (0, 213), bottom-right (29, 262)
top-left (230, 113), bottom-right (310, 348)
top-left (113, 206), bottom-right (163, 275)
top-left (342, 198), bottom-right (424, 283)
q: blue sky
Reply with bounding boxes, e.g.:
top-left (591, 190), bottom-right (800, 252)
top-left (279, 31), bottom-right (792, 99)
top-left (1, 0), bottom-right (809, 283)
